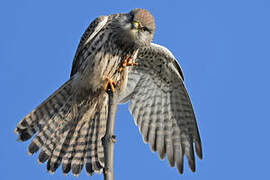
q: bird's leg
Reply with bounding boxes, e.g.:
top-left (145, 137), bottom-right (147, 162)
top-left (104, 76), bottom-right (117, 92)
top-left (119, 54), bottom-right (138, 72)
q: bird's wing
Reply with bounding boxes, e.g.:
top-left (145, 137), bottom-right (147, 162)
top-left (119, 43), bottom-right (202, 174)
top-left (15, 76), bottom-right (109, 176)
top-left (70, 15), bottom-right (108, 76)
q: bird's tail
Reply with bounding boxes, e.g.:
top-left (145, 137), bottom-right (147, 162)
top-left (14, 78), bottom-right (108, 176)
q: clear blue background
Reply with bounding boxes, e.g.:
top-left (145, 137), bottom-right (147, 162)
top-left (1, 0), bottom-right (269, 179)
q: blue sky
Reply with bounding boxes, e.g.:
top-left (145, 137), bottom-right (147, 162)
top-left (1, 0), bottom-right (270, 179)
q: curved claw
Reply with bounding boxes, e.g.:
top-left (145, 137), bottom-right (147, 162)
top-left (119, 55), bottom-right (138, 72)
top-left (104, 77), bottom-right (117, 92)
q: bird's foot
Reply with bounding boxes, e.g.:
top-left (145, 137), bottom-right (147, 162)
top-left (119, 54), bottom-right (138, 72)
top-left (104, 76), bottom-right (117, 92)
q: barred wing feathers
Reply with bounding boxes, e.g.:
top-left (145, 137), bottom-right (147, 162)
top-left (14, 16), bottom-right (110, 176)
top-left (119, 43), bottom-right (202, 174)
top-left (70, 15), bottom-right (108, 76)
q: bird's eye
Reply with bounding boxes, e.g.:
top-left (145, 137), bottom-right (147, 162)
top-left (141, 27), bottom-right (146, 32)
top-left (141, 26), bottom-right (150, 32)
top-left (133, 21), bottom-right (140, 29)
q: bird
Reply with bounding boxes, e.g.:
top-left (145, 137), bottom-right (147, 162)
top-left (14, 8), bottom-right (202, 176)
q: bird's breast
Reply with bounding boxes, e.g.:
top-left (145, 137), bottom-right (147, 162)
top-left (76, 32), bottom-right (138, 94)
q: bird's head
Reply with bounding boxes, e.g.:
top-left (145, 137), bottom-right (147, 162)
top-left (113, 8), bottom-right (155, 50)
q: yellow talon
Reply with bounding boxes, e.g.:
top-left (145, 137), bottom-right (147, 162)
top-left (104, 77), bottom-right (117, 92)
top-left (119, 55), bottom-right (138, 72)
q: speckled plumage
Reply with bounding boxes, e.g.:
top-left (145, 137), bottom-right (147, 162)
top-left (119, 43), bottom-right (202, 174)
top-left (15, 9), bottom-right (155, 176)
top-left (15, 8), bottom-right (202, 177)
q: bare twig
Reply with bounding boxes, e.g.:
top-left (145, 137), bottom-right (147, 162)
top-left (102, 88), bottom-right (118, 180)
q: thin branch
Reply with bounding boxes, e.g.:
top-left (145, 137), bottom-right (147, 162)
top-left (102, 88), bottom-right (118, 180)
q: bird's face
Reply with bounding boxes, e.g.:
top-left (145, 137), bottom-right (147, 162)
top-left (113, 9), bottom-right (155, 50)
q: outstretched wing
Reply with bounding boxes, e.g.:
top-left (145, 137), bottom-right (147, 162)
top-left (119, 43), bottom-right (202, 174)
top-left (15, 16), bottom-right (110, 176)
top-left (70, 15), bottom-right (108, 76)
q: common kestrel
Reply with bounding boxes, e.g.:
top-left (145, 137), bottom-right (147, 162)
top-left (15, 8), bottom-right (202, 176)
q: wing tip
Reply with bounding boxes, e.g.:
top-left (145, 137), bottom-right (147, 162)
top-left (14, 127), bottom-right (18, 134)
top-left (85, 163), bottom-right (94, 176)
top-left (28, 142), bottom-right (40, 155)
top-left (38, 150), bottom-right (50, 164)
top-left (176, 161), bottom-right (184, 174)
top-left (27, 149), bottom-right (33, 155)
top-left (86, 171), bottom-right (94, 176)
top-left (37, 158), bottom-right (42, 165)
top-left (167, 154), bottom-right (175, 168)
top-left (48, 168), bottom-right (55, 175)
top-left (62, 163), bottom-right (71, 175)
top-left (187, 156), bottom-right (196, 173)
top-left (72, 173), bottom-right (80, 177)
top-left (195, 141), bottom-right (203, 160)
top-left (71, 164), bottom-right (83, 177)
top-left (15, 128), bottom-right (32, 142)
